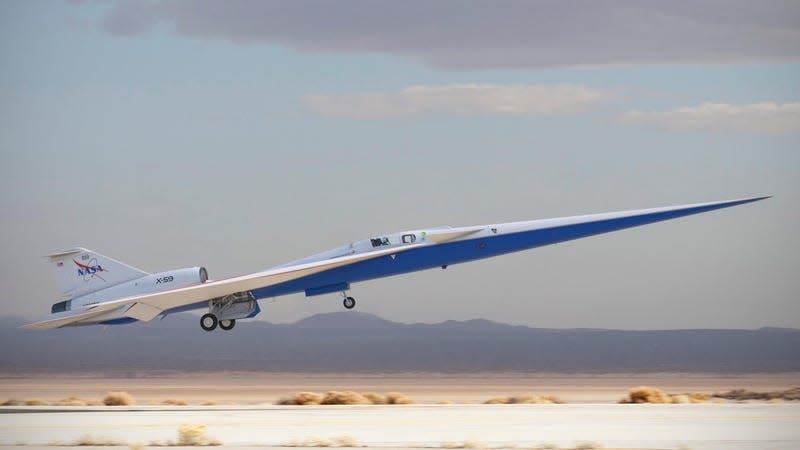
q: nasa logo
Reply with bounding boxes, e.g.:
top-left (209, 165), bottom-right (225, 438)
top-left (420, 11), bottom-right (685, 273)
top-left (73, 259), bottom-right (107, 282)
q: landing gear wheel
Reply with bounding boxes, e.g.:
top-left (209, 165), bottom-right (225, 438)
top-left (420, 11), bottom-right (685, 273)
top-left (343, 296), bottom-right (356, 310)
top-left (200, 313), bottom-right (218, 331)
top-left (219, 319), bottom-right (236, 331)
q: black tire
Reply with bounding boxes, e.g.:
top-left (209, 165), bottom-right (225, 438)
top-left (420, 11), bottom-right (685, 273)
top-left (200, 313), bottom-right (218, 331)
top-left (343, 296), bottom-right (356, 309)
top-left (219, 319), bottom-right (236, 331)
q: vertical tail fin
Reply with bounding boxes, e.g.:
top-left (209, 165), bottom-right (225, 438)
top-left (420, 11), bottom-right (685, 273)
top-left (48, 247), bottom-right (149, 300)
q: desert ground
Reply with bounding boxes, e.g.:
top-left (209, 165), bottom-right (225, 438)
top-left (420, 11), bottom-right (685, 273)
top-left (2, 403), bottom-right (799, 450)
top-left (2, 372), bottom-right (799, 405)
top-left (1, 372), bottom-right (798, 449)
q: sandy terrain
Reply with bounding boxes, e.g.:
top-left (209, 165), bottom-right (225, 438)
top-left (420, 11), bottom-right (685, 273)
top-left (1, 372), bottom-right (798, 405)
top-left (1, 372), bottom-right (797, 449)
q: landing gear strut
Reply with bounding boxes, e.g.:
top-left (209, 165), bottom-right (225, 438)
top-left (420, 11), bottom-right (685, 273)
top-left (199, 291), bottom-right (256, 332)
top-left (200, 313), bottom-right (218, 331)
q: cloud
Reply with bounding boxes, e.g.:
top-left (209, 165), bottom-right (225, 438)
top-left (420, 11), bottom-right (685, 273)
top-left (301, 83), bottom-right (611, 119)
top-left (100, 0), bottom-right (160, 36)
top-left (92, 0), bottom-right (800, 70)
top-left (619, 102), bottom-right (800, 134)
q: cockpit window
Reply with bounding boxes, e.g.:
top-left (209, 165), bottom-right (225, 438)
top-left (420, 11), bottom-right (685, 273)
top-left (370, 237), bottom-right (390, 247)
top-left (401, 234), bottom-right (416, 244)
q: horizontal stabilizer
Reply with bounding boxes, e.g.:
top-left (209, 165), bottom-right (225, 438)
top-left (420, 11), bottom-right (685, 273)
top-left (21, 303), bottom-right (122, 330)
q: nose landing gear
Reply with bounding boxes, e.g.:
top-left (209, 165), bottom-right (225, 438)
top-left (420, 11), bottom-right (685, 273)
top-left (341, 290), bottom-right (356, 309)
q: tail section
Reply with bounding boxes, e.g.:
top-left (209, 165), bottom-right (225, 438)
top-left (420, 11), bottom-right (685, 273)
top-left (48, 247), bottom-right (148, 300)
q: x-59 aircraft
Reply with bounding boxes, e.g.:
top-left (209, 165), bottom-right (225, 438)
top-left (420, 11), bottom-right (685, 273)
top-left (25, 196), bottom-right (769, 331)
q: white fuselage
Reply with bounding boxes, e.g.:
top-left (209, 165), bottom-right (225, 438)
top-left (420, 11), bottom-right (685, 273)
top-left (55, 267), bottom-right (208, 324)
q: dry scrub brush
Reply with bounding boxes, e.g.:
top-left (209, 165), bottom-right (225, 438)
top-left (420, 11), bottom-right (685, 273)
top-left (671, 392), bottom-right (712, 404)
top-left (483, 394), bottom-right (563, 404)
top-left (1, 397), bottom-right (102, 407)
top-left (618, 386), bottom-right (673, 404)
top-left (285, 435), bottom-right (359, 447)
top-left (2, 392), bottom-right (138, 407)
top-left (277, 391), bottom-right (325, 405)
top-left (53, 397), bottom-right (102, 407)
top-left (322, 391), bottom-right (371, 405)
top-left (713, 387), bottom-right (800, 401)
top-left (568, 443), bottom-right (605, 450)
top-left (618, 386), bottom-right (712, 404)
top-left (177, 424), bottom-right (221, 446)
top-left (149, 424), bottom-right (221, 446)
top-left (75, 434), bottom-right (125, 446)
top-left (277, 391), bottom-right (415, 405)
top-left (385, 392), bottom-right (415, 404)
top-left (361, 392), bottom-right (386, 404)
top-left (439, 439), bottom-right (487, 449)
top-left (103, 391), bottom-right (136, 406)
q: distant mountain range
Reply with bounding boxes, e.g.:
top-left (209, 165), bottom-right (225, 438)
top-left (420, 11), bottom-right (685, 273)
top-left (2, 312), bottom-right (799, 373)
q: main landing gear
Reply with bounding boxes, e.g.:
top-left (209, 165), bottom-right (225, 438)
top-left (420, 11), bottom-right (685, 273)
top-left (200, 313), bottom-right (217, 331)
top-left (200, 313), bottom-right (237, 331)
top-left (200, 291), bottom-right (256, 332)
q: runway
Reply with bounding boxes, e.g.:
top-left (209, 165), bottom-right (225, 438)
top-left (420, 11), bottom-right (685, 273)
top-left (2, 403), bottom-right (798, 449)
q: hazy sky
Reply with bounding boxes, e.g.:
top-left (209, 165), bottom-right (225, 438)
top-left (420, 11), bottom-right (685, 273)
top-left (1, 1), bottom-right (798, 329)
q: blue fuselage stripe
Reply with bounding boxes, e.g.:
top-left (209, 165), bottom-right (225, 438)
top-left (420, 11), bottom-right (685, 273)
top-left (248, 199), bottom-right (748, 300)
top-left (158, 197), bottom-right (759, 316)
